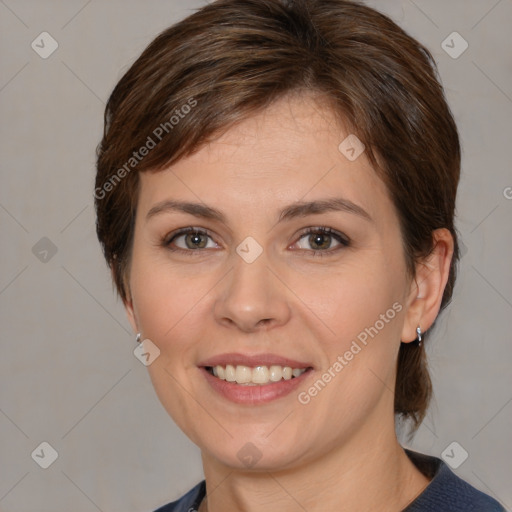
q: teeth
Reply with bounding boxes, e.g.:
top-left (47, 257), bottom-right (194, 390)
top-left (225, 364), bottom-right (236, 382)
top-left (252, 366), bottom-right (269, 384)
top-left (209, 364), bottom-right (307, 385)
top-left (216, 365), bottom-right (225, 380)
top-left (269, 365), bottom-right (283, 382)
top-left (282, 367), bottom-right (292, 380)
top-left (235, 365), bottom-right (252, 384)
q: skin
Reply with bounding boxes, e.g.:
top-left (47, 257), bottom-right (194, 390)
top-left (123, 92), bottom-right (453, 512)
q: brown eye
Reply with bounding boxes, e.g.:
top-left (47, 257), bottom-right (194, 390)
top-left (182, 231), bottom-right (208, 249)
top-left (294, 227), bottom-right (350, 254)
top-left (164, 228), bottom-right (217, 251)
top-left (307, 232), bottom-right (333, 250)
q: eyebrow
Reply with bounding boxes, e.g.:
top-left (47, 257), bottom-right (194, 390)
top-left (145, 197), bottom-right (372, 224)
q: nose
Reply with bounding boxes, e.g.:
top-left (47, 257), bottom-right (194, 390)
top-left (214, 250), bottom-right (292, 333)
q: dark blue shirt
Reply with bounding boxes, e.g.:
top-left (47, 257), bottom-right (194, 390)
top-left (154, 449), bottom-right (507, 511)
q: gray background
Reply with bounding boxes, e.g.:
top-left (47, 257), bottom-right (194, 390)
top-left (0, 0), bottom-right (511, 510)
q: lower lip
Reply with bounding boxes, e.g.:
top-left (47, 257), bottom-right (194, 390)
top-left (200, 367), bottom-right (313, 405)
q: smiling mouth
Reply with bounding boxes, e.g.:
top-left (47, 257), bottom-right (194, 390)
top-left (205, 364), bottom-right (313, 386)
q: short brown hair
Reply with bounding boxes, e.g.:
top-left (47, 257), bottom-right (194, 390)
top-left (95, 0), bottom-right (461, 434)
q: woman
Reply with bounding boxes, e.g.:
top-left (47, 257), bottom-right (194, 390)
top-left (94, 0), bottom-right (506, 510)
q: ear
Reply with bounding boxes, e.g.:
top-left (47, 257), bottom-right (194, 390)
top-left (401, 228), bottom-right (454, 343)
top-left (111, 267), bottom-right (139, 334)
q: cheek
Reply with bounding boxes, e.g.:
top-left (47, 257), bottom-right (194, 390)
top-left (130, 263), bottom-right (217, 441)
top-left (290, 257), bottom-right (404, 349)
top-left (130, 244), bottom-right (210, 343)
top-left (289, 265), bottom-right (404, 434)
top-left (290, 255), bottom-right (405, 405)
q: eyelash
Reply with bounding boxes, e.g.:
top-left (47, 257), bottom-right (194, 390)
top-left (162, 226), bottom-right (350, 257)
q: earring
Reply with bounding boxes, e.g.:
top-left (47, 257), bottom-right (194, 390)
top-left (136, 333), bottom-right (141, 343)
top-left (415, 326), bottom-right (422, 347)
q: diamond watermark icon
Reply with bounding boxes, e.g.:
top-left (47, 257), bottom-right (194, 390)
top-left (134, 338), bottom-right (161, 366)
top-left (31, 32), bottom-right (59, 59)
top-left (236, 236), bottom-right (263, 264)
top-left (338, 134), bottom-right (365, 161)
top-left (31, 442), bottom-right (58, 469)
top-left (32, 237), bottom-right (58, 263)
top-left (441, 32), bottom-right (468, 59)
top-left (441, 441), bottom-right (468, 469)
top-left (237, 442), bottom-right (263, 468)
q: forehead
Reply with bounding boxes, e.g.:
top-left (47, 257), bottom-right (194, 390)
top-left (137, 93), bottom-right (393, 225)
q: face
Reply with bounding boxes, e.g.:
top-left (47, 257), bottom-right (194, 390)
top-left (125, 93), bottom-right (417, 471)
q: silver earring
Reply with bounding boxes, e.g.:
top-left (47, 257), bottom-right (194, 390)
top-left (136, 333), bottom-right (141, 343)
top-left (415, 326), bottom-right (422, 347)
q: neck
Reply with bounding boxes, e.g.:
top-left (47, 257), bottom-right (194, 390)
top-left (200, 415), bottom-right (430, 512)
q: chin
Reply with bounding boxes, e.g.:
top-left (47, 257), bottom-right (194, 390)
top-left (199, 433), bottom-right (307, 472)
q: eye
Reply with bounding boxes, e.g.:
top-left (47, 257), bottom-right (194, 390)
top-left (162, 226), bottom-right (350, 256)
top-left (163, 228), bottom-right (218, 252)
top-left (293, 227), bottom-right (350, 255)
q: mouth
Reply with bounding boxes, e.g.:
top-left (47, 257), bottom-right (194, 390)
top-left (204, 364), bottom-right (313, 386)
top-left (198, 353), bottom-right (315, 404)
top-left (199, 357), bottom-right (314, 404)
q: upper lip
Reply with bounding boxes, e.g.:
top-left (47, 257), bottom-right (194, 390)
top-left (199, 353), bottom-right (314, 369)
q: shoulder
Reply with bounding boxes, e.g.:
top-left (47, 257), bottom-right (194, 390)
top-left (403, 449), bottom-right (507, 512)
top-left (153, 480), bottom-right (206, 512)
